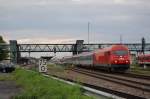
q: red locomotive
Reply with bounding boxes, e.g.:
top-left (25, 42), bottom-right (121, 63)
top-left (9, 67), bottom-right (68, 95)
top-left (137, 54), bottom-right (150, 66)
top-left (63, 45), bottom-right (130, 72)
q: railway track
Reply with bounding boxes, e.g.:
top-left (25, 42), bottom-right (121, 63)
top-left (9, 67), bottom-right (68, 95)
top-left (47, 73), bottom-right (147, 99)
top-left (70, 67), bottom-right (150, 98)
top-left (122, 72), bottom-right (150, 80)
top-left (90, 68), bottom-right (150, 80)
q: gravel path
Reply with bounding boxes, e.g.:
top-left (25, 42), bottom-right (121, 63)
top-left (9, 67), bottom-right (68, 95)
top-left (0, 73), bottom-right (21, 99)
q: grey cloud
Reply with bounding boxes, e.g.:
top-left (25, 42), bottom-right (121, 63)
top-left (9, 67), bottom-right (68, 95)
top-left (0, 0), bottom-right (150, 43)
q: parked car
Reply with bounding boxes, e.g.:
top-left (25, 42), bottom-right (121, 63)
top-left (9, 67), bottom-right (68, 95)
top-left (0, 62), bottom-right (15, 73)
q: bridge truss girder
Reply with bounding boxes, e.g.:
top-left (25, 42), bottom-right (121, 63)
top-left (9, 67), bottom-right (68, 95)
top-left (18, 43), bottom-right (150, 52)
top-left (1, 42), bottom-right (150, 64)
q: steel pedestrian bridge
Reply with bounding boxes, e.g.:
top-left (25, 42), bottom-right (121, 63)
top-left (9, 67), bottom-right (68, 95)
top-left (0, 40), bottom-right (150, 63)
top-left (17, 43), bottom-right (150, 52)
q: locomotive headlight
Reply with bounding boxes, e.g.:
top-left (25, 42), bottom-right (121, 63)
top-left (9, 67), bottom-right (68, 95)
top-left (126, 60), bottom-right (128, 63)
top-left (114, 60), bottom-right (118, 63)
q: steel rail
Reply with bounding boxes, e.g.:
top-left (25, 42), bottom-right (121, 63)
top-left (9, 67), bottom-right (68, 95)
top-left (73, 68), bottom-right (150, 86)
top-left (47, 73), bottom-right (145, 99)
top-left (71, 68), bottom-right (150, 92)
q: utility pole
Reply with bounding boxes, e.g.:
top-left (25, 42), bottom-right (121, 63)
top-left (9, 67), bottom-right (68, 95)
top-left (88, 22), bottom-right (90, 44)
top-left (120, 34), bottom-right (122, 44)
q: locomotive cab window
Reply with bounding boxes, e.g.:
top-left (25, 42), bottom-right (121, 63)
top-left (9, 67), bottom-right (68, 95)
top-left (113, 50), bottom-right (128, 56)
top-left (105, 51), bottom-right (110, 55)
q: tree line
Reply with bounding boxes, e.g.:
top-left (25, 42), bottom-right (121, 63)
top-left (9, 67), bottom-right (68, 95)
top-left (0, 36), bottom-right (8, 61)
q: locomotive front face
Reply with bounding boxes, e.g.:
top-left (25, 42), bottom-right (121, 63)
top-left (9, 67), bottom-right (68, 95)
top-left (108, 45), bottom-right (130, 71)
top-left (111, 50), bottom-right (130, 65)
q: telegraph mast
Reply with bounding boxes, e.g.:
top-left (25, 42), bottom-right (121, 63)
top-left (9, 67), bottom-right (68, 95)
top-left (88, 22), bottom-right (90, 44)
top-left (120, 34), bottom-right (123, 44)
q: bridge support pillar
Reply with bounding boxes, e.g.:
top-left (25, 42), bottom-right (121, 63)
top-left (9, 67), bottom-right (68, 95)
top-left (10, 40), bottom-right (20, 63)
top-left (73, 40), bottom-right (84, 55)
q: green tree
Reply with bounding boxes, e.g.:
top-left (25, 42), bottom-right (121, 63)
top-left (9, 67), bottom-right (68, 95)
top-left (0, 36), bottom-right (8, 61)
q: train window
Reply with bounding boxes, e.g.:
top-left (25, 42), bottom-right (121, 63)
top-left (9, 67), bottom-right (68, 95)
top-left (85, 56), bottom-right (91, 60)
top-left (144, 56), bottom-right (150, 60)
top-left (113, 50), bottom-right (128, 56)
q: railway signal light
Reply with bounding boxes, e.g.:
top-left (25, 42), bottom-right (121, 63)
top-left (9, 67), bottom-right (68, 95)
top-left (141, 37), bottom-right (145, 54)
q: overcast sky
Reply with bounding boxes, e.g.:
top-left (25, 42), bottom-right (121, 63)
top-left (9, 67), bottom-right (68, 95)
top-left (0, 0), bottom-right (150, 44)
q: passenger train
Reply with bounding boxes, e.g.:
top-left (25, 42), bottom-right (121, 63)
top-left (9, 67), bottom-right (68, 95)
top-left (62, 45), bottom-right (131, 72)
top-left (137, 54), bottom-right (150, 66)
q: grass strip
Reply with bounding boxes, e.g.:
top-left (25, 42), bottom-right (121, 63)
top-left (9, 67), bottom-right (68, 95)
top-left (130, 65), bottom-right (150, 76)
top-left (13, 68), bottom-right (93, 99)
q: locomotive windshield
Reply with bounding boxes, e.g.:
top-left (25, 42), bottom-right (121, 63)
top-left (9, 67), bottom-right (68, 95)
top-left (113, 50), bottom-right (128, 56)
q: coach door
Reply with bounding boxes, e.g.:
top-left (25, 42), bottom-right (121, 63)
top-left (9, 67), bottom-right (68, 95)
top-left (105, 51), bottom-right (110, 64)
